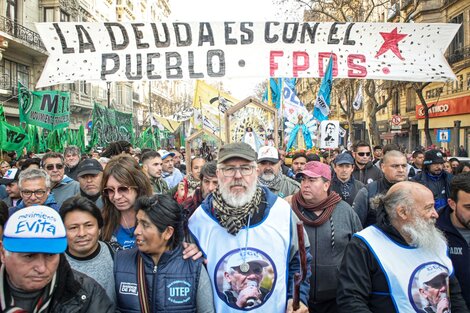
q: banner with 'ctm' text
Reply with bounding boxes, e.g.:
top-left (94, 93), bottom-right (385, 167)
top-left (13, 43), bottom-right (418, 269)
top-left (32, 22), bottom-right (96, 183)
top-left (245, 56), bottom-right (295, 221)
top-left (35, 22), bottom-right (460, 87)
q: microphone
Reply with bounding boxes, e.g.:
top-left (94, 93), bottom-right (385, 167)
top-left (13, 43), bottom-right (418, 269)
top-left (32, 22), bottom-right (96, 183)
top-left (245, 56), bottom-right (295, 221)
top-left (245, 280), bottom-right (259, 307)
top-left (440, 292), bottom-right (449, 313)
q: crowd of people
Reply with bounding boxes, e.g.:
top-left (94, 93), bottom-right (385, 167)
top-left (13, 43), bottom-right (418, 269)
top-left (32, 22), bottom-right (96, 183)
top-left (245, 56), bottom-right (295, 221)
top-left (0, 139), bottom-right (469, 313)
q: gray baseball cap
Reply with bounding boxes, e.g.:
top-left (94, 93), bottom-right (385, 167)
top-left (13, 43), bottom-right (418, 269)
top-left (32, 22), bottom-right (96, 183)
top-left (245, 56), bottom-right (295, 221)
top-left (218, 142), bottom-right (257, 164)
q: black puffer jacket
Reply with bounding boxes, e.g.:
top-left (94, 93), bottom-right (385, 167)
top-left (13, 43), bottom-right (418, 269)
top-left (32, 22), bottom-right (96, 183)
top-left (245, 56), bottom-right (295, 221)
top-left (352, 162), bottom-right (383, 185)
top-left (337, 209), bottom-right (469, 313)
top-left (50, 255), bottom-right (115, 312)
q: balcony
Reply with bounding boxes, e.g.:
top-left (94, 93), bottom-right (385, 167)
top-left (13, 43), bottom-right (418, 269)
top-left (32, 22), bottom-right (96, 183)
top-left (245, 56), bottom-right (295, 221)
top-left (447, 45), bottom-right (470, 64)
top-left (0, 16), bottom-right (46, 52)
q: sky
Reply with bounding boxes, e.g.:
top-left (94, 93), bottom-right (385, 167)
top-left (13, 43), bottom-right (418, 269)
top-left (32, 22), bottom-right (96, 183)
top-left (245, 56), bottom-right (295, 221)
top-left (169, 0), bottom-right (286, 100)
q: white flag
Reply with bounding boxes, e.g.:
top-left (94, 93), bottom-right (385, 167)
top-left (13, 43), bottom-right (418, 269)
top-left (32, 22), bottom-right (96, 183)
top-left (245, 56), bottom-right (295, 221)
top-left (352, 85), bottom-right (363, 111)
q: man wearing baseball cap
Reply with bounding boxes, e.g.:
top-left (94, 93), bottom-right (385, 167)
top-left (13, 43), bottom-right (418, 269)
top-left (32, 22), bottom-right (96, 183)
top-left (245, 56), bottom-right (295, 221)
top-left (75, 158), bottom-right (104, 209)
top-left (158, 149), bottom-right (184, 189)
top-left (257, 146), bottom-right (299, 198)
top-left (412, 149), bottom-right (453, 212)
top-left (0, 205), bottom-right (114, 312)
top-left (0, 168), bottom-right (21, 207)
top-left (418, 266), bottom-right (450, 313)
top-left (189, 142), bottom-right (311, 313)
top-left (223, 250), bottom-right (270, 309)
top-left (285, 161), bottom-right (361, 312)
top-left (330, 153), bottom-right (364, 206)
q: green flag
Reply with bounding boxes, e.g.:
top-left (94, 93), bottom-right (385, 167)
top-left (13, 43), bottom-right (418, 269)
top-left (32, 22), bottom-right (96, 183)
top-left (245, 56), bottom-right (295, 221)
top-left (26, 124), bottom-right (39, 153)
top-left (0, 105), bottom-right (5, 122)
top-left (89, 102), bottom-right (134, 147)
top-left (77, 125), bottom-right (85, 152)
top-left (0, 122), bottom-right (30, 156)
top-left (18, 82), bottom-right (70, 130)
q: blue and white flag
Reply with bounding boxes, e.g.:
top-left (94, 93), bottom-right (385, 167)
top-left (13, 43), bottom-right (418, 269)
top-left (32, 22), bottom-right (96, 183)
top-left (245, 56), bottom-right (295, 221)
top-left (313, 56), bottom-right (334, 121)
top-left (282, 84), bottom-right (309, 120)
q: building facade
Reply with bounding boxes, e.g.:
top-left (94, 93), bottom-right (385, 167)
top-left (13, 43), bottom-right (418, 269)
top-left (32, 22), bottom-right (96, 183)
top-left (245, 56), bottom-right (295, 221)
top-left (0, 0), bottom-right (192, 148)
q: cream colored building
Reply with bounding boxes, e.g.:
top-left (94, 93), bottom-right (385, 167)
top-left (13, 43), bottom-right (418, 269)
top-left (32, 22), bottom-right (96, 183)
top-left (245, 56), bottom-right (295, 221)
top-left (0, 0), bottom-right (192, 145)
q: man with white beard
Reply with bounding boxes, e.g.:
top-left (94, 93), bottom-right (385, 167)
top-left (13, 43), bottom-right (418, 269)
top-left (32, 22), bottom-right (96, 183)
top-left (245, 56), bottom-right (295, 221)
top-left (257, 146), bottom-right (299, 198)
top-left (189, 142), bottom-right (311, 313)
top-left (337, 181), bottom-right (469, 313)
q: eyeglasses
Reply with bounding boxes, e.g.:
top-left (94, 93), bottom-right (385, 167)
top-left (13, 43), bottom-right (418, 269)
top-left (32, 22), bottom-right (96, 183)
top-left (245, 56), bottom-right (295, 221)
top-left (220, 165), bottom-right (255, 177)
top-left (357, 152), bottom-right (371, 157)
top-left (45, 163), bottom-right (64, 171)
top-left (102, 185), bottom-right (137, 198)
top-left (232, 264), bottom-right (263, 275)
top-left (21, 189), bottom-right (47, 198)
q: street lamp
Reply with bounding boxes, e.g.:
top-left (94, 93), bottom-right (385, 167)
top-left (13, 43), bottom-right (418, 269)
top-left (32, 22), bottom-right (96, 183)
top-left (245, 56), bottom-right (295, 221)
top-left (106, 81), bottom-right (111, 108)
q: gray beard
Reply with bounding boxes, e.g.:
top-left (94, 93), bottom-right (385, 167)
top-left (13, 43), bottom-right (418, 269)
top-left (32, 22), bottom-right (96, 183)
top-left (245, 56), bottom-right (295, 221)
top-left (401, 217), bottom-right (447, 252)
top-left (219, 179), bottom-right (257, 208)
top-left (260, 171), bottom-right (275, 181)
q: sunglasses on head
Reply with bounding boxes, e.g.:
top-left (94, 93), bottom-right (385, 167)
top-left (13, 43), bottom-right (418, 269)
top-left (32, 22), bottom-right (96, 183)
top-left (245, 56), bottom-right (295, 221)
top-left (102, 185), bottom-right (136, 197)
top-left (45, 163), bottom-right (64, 171)
top-left (357, 152), bottom-right (371, 157)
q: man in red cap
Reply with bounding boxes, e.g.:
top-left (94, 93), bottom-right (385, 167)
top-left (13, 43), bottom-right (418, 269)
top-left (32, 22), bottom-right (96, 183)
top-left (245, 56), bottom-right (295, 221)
top-left (285, 161), bottom-right (362, 313)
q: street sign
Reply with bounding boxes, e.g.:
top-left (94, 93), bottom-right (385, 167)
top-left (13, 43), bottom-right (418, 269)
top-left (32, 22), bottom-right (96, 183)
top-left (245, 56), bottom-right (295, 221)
top-left (437, 129), bottom-right (450, 143)
top-left (391, 115), bottom-right (402, 126)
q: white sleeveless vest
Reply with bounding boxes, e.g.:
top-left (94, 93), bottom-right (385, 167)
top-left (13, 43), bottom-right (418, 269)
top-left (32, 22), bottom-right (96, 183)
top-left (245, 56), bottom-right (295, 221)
top-left (355, 226), bottom-right (453, 313)
top-left (189, 197), bottom-right (291, 312)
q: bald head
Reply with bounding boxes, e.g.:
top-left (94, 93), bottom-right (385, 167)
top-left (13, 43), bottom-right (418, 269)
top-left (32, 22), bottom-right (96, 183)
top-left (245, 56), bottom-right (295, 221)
top-left (378, 181), bottom-right (433, 223)
top-left (381, 150), bottom-right (407, 183)
top-left (381, 182), bottom-right (440, 248)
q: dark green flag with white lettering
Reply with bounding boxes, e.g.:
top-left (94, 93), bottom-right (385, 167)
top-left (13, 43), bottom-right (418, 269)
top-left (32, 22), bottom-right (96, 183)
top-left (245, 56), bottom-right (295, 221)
top-left (89, 102), bottom-right (134, 147)
top-left (0, 122), bottom-right (30, 156)
top-left (18, 82), bottom-right (70, 130)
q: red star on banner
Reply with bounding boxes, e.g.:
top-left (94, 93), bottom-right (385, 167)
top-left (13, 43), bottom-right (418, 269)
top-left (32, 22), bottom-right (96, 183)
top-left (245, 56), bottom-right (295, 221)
top-left (375, 27), bottom-right (407, 60)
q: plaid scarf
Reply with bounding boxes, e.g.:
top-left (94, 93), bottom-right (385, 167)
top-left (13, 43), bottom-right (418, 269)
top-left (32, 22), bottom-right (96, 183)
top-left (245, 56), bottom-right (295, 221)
top-left (258, 172), bottom-right (282, 189)
top-left (0, 265), bottom-right (56, 313)
top-left (212, 186), bottom-right (263, 235)
top-left (186, 174), bottom-right (200, 195)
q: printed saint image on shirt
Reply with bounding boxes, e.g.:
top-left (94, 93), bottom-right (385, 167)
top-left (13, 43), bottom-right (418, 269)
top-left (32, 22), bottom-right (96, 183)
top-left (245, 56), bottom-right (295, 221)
top-left (214, 248), bottom-right (276, 310)
top-left (409, 263), bottom-right (450, 313)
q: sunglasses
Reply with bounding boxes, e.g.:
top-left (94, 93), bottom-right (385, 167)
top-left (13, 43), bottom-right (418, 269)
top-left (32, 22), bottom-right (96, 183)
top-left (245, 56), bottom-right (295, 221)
top-left (45, 163), bottom-right (64, 171)
top-left (233, 264), bottom-right (264, 275)
top-left (357, 152), bottom-right (371, 157)
top-left (102, 185), bottom-right (137, 198)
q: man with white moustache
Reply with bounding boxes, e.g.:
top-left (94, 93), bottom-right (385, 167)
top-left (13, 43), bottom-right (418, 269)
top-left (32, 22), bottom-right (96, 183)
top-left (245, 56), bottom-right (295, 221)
top-left (337, 181), bottom-right (469, 313)
top-left (257, 146), bottom-right (300, 198)
top-left (189, 142), bottom-right (311, 312)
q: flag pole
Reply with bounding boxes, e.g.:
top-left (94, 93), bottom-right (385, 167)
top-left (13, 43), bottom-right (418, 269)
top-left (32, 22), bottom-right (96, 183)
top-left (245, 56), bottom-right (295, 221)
top-left (280, 78), bottom-right (285, 147)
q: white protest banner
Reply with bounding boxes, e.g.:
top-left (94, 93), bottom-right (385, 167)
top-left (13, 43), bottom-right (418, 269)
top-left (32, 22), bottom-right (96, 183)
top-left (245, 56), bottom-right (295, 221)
top-left (35, 22), bottom-right (459, 87)
top-left (320, 120), bottom-right (340, 149)
top-left (339, 126), bottom-right (347, 138)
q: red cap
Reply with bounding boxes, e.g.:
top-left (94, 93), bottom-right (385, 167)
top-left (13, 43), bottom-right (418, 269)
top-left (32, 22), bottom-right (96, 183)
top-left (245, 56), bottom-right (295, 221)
top-left (296, 161), bottom-right (331, 181)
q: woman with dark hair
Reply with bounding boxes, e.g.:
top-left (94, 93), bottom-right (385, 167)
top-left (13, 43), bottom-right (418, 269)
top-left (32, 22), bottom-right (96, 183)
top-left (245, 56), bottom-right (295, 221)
top-left (101, 154), bottom-right (153, 249)
top-left (114, 194), bottom-right (215, 313)
top-left (101, 141), bottom-right (134, 158)
top-left (456, 161), bottom-right (470, 174)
